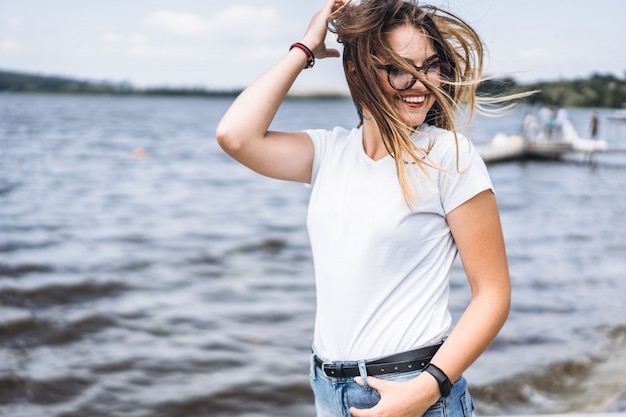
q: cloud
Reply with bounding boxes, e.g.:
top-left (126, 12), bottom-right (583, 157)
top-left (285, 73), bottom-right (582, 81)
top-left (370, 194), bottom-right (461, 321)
top-left (212, 4), bottom-right (279, 24)
top-left (144, 10), bottom-right (209, 37)
top-left (96, 24), bottom-right (198, 58)
top-left (519, 48), bottom-right (550, 60)
top-left (122, 5), bottom-right (290, 64)
top-left (129, 43), bottom-right (197, 59)
top-left (100, 32), bottom-right (124, 43)
top-left (98, 18), bottom-right (208, 60)
top-left (0, 39), bottom-right (20, 53)
top-left (8, 17), bottom-right (23, 29)
top-left (209, 5), bottom-right (284, 42)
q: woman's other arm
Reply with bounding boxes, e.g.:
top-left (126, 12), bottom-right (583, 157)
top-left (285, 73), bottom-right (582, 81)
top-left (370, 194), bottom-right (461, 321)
top-left (350, 189), bottom-right (511, 417)
top-left (430, 189), bottom-right (511, 382)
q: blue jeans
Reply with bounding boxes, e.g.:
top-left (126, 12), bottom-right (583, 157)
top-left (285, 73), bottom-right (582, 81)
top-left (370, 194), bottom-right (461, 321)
top-left (310, 354), bottom-right (475, 417)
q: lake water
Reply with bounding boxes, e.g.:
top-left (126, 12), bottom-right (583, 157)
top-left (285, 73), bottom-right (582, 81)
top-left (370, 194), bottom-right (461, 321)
top-left (1, 93), bottom-right (626, 417)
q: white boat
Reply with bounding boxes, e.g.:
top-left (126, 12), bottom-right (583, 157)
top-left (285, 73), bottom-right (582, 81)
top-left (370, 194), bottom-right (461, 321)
top-left (476, 109), bottom-right (608, 163)
top-left (475, 133), bottom-right (525, 163)
top-left (522, 109), bottom-right (607, 158)
top-left (608, 109), bottom-right (626, 121)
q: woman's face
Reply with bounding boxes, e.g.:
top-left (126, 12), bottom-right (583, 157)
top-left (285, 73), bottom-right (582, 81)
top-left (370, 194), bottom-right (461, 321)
top-left (378, 24), bottom-right (442, 127)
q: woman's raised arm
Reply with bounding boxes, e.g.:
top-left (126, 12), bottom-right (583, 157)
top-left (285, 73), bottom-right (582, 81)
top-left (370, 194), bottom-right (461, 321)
top-left (216, 0), bottom-right (345, 183)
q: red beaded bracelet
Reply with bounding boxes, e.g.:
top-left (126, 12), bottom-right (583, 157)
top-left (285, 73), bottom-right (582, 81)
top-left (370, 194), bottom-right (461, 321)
top-left (290, 42), bottom-right (315, 69)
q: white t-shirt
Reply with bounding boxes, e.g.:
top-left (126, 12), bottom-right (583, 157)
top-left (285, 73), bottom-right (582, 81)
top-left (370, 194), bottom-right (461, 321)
top-left (305, 123), bottom-right (493, 361)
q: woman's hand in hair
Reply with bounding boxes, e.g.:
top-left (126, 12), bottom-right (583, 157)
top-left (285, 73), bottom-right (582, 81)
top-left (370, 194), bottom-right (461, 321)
top-left (300, 0), bottom-right (347, 60)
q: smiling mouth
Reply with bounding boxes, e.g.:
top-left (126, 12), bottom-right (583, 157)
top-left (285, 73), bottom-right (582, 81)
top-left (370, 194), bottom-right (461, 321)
top-left (401, 95), bottom-right (426, 104)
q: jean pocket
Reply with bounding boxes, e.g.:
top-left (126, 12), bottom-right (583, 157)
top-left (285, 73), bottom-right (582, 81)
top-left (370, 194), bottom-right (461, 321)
top-left (346, 380), bottom-right (381, 410)
top-left (460, 391), bottom-right (475, 417)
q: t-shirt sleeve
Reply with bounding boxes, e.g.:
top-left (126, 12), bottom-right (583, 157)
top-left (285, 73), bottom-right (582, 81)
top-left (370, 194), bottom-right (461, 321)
top-left (304, 128), bottom-right (333, 186)
top-left (437, 134), bottom-right (493, 215)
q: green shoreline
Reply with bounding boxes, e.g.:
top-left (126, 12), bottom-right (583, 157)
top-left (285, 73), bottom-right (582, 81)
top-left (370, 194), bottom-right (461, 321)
top-left (1, 68), bottom-right (625, 108)
top-left (0, 69), bottom-right (349, 100)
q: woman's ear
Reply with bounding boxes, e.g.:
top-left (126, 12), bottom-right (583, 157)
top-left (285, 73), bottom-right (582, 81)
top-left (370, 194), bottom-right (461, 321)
top-left (345, 60), bottom-right (361, 89)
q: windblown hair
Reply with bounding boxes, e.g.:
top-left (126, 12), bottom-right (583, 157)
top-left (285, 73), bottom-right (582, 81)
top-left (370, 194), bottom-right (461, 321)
top-left (330, 0), bottom-right (518, 207)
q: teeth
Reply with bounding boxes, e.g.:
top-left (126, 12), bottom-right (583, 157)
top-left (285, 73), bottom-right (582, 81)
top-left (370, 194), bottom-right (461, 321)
top-left (402, 95), bottom-right (425, 104)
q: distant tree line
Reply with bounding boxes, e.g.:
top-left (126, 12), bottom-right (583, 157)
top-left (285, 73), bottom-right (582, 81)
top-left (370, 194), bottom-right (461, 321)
top-left (0, 69), bottom-right (241, 97)
top-left (477, 72), bottom-right (626, 108)
top-left (2, 68), bottom-right (626, 108)
top-left (0, 70), bottom-right (135, 94)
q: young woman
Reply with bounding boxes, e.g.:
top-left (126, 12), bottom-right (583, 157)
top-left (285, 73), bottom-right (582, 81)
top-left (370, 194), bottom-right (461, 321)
top-left (217, 1), bottom-right (511, 416)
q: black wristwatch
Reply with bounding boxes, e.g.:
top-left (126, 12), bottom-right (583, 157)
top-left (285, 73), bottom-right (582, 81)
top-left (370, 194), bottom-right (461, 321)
top-left (423, 363), bottom-right (452, 397)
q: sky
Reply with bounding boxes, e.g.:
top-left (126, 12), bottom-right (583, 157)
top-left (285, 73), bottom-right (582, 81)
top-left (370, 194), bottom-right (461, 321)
top-left (1, 0), bottom-right (625, 92)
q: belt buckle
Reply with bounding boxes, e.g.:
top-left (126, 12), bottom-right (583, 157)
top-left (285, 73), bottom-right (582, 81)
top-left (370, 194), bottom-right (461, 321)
top-left (322, 361), bottom-right (342, 378)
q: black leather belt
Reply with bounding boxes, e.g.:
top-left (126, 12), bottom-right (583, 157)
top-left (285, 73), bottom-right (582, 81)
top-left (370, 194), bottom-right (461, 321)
top-left (314, 343), bottom-right (442, 378)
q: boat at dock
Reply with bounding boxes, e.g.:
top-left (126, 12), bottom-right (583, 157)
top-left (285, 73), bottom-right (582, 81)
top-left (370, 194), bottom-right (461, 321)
top-left (476, 108), bottom-right (609, 163)
top-left (608, 109), bottom-right (626, 121)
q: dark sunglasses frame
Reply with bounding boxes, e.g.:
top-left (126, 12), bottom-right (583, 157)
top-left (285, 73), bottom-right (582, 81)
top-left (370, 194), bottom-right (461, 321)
top-left (375, 60), bottom-right (453, 91)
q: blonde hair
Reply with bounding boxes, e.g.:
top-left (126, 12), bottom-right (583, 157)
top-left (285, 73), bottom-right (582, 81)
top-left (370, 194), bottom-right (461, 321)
top-left (330, 0), bottom-right (523, 207)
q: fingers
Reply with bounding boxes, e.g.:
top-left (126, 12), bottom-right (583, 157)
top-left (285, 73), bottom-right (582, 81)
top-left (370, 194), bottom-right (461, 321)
top-left (325, 48), bottom-right (341, 59)
top-left (320, 0), bottom-right (342, 19)
top-left (320, 0), bottom-right (348, 26)
top-left (354, 376), bottom-right (384, 390)
top-left (300, 1), bottom-right (345, 61)
top-left (349, 405), bottom-right (372, 417)
top-left (328, 0), bottom-right (349, 22)
top-left (350, 377), bottom-right (386, 416)
top-left (331, 0), bottom-right (349, 11)
top-left (332, 0), bottom-right (351, 14)
top-left (350, 378), bottom-right (371, 416)
top-left (326, 0), bottom-right (347, 10)
top-left (301, 2), bottom-right (335, 49)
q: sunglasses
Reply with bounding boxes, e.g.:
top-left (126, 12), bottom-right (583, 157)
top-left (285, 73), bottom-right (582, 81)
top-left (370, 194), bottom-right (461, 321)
top-left (375, 59), bottom-right (452, 91)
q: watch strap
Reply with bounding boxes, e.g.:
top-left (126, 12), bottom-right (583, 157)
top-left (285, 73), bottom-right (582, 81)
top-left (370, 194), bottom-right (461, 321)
top-left (423, 363), bottom-right (452, 397)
